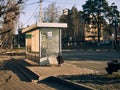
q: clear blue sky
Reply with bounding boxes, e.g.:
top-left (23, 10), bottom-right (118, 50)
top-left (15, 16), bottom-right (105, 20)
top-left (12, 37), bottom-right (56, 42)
top-left (20, 0), bottom-right (120, 27)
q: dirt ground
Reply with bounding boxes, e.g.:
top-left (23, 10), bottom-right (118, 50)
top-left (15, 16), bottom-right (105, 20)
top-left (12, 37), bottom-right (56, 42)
top-left (1, 50), bottom-right (120, 90)
top-left (0, 55), bottom-right (55, 90)
top-left (63, 60), bottom-right (120, 90)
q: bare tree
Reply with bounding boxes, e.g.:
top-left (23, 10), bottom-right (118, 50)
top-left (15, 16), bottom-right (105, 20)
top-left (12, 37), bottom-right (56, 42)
top-left (43, 2), bottom-right (61, 23)
top-left (0, 0), bottom-right (24, 50)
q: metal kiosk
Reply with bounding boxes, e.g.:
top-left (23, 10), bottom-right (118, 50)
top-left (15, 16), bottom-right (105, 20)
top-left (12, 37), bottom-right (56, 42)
top-left (22, 23), bottom-right (67, 65)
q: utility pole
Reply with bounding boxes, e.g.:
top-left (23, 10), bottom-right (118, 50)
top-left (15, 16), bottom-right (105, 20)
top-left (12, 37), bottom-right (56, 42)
top-left (39, 0), bottom-right (43, 22)
top-left (39, 0), bottom-right (43, 63)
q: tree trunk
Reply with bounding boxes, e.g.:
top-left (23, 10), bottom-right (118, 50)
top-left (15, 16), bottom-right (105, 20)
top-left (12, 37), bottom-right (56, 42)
top-left (97, 22), bottom-right (101, 43)
top-left (114, 25), bottom-right (119, 51)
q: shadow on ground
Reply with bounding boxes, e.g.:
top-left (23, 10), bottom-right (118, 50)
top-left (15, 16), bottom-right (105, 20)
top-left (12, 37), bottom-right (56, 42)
top-left (39, 77), bottom-right (73, 90)
top-left (3, 59), bottom-right (39, 82)
top-left (38, 76), bottom-right (93, 90)
top-left (58, 74), bottom-right (120, 85)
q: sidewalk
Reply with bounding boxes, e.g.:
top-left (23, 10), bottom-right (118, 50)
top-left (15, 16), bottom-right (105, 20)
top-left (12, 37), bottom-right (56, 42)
top-left (0, 55), bottom-right (56, 90)
top-left (24, 59), bottom-right (98, 80)
top-left (0, 56), bottom-right (98, 90)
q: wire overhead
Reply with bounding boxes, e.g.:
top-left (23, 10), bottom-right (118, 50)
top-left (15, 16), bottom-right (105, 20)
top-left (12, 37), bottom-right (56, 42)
top-left (22, 0), bottom-right (80, 26)
top-left (25, 0), bottom-right (80, 6)
top-left (23, 5), bottom-right (39, 26)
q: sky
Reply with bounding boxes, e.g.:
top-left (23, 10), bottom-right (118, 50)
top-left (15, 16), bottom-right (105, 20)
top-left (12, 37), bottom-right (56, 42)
top-left (19, 0), bottom-right (120, 28)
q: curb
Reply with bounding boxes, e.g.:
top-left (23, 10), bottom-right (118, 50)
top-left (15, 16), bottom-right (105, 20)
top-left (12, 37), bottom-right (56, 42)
top-left (62, 49), bottom-right (116, 52)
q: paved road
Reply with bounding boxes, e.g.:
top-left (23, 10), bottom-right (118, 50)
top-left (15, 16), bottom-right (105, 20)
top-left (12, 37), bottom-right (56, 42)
top-left (62, 50), bottom-right (120, 73)
top-left (62, 50), bottom-right (120, 61)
